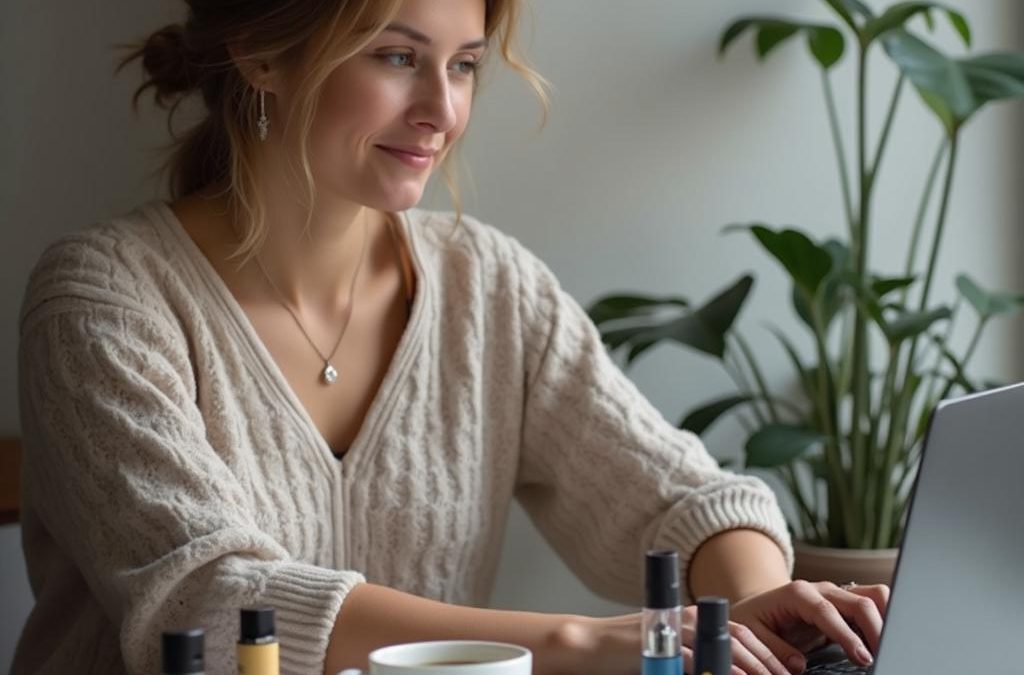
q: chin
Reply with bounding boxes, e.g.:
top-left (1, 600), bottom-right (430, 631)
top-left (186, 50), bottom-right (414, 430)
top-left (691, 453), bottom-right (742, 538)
top-left (373, 183), bottom-right (429, 212)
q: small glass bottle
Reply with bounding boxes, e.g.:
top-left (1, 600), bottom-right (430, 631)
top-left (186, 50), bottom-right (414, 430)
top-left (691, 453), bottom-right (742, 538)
top-left (641, 550), bottom-right (683, 675)
top-left (162, 628), bottom-right (205, 675)
top-left (237, 607), bottom-right (279, 675)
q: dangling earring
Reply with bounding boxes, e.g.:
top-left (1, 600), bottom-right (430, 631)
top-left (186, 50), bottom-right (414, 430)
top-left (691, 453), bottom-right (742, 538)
top-left (257, 89), bottom-right (269, 142)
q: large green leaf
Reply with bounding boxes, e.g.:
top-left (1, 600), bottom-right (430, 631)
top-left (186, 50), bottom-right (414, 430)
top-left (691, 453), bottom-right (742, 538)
top-left (848, 275), bottom-right (951, 346)
top-left (818, 240), bottom-right (854, 327)
top-left (746, 424), bottom-right (825, 468)
top-left (883, 306), bottom-right (952, 344)
top-left (679, 394), bottom-right (756, 435)
top-left (884, 31), bottom-right (1024, 133)
top-left (742, 225), bottom-right (835, 298)
top-left (822, 0), bottom-right (875, 30)
top-left (601, 276), bottom-right (755, 364)
top-left (959, 53), bottom-right (1024, 110)
top-left (587, 294), bottom-right (689, 328)
top-left (955, 274), bottom-right (1024, 319)
top-left (863, 2), bottom-right (971, 48)
top-left (692, 274), bottom-right (755, 342)
top-left (882, 30), bottom-right (973, 133)
top-left (720, 17), bottom-right (846, 70)
top-left (872, 275), bottom-right (916, 299)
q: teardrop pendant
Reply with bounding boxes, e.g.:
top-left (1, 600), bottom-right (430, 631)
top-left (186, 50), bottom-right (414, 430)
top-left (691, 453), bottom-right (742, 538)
top-left (322, 363), bottom-right (339, 385)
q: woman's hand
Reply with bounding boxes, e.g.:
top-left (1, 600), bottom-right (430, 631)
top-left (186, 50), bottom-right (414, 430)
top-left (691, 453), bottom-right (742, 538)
top-left (730, 580), bottom-right (890, 674)
top-left (554, 606), bottom-right (830, 675)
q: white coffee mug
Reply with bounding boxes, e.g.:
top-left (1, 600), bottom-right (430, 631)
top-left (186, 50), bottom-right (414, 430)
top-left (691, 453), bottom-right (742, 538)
top-left (336, 640), bottom-right (532, 675)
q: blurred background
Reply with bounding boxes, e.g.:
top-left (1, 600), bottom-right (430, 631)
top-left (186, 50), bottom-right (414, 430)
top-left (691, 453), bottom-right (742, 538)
top-left (2, 0), bottom-right (1022, 669)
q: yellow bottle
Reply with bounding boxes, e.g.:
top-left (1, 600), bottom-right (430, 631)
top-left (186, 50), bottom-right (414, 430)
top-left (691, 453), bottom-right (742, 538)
top-left (237, 608), bottom-right (279, 675)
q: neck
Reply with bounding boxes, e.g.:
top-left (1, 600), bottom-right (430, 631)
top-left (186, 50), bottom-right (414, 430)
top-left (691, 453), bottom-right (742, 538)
top-left (258, 199), bottom-right (376, 312)
top-left (214, 184), bottom-right (388, 316)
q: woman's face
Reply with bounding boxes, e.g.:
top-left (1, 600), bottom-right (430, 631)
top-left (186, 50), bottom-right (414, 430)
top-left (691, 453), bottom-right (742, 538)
top-left (277, 0), bottom-right (487, 213)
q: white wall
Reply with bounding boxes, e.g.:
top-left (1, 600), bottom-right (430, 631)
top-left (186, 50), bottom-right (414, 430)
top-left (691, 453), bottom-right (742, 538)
top-left (447, 0), bottom-right (1024, 613)
top-left (2, 0), bottom-right (1021, 667)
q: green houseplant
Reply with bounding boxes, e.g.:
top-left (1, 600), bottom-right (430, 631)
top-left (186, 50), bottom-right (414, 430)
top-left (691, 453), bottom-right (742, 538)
top-left (589, 1), bottom-right (1024, 560)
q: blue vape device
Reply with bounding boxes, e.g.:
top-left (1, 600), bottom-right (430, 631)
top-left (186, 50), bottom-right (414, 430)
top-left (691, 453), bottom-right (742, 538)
top-left (642, 550), bottom-right (683, 675)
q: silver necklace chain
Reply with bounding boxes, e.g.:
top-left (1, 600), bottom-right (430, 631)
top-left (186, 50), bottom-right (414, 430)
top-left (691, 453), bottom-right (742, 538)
top-left (254, 215), bottom-right (369, 385)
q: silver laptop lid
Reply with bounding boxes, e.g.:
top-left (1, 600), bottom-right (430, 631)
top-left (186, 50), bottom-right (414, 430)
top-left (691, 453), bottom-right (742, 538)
top-left (875, 382), bottom-right (1024, 674)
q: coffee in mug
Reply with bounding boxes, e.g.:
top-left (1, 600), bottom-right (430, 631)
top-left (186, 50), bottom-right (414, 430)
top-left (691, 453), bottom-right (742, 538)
top-left (336, 640), bottom-right (531, 674)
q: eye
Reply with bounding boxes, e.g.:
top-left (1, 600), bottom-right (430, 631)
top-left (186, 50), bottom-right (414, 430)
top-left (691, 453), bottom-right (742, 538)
top-left (451, 59), bottom-right (479, 76)
top-left (380, 52), bottom-right (414, 68)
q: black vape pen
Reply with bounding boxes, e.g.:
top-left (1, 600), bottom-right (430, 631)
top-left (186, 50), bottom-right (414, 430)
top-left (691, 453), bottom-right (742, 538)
top-left (693, 597), bottom-right (731, 675)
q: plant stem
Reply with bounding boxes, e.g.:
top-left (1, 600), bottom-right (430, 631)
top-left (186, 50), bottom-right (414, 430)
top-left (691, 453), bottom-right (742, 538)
top-left (900, 139), bottom-right (949, 307)
top-left (921, 299), bottom-right (961, 415)
top-left (960, 317), bottom-right (988, 373)
top-left (871, 75), bottom-right (904, 180)
top-left (725, 349), bottom-right (769, 426)
top-left (811, 304), bottom-right (852, 547)
top-left (904, 134), bottom-right (961, 378)
top-left (894, 441), bottom-right (921, 501)
top-left (851, 76), bottom-right (909, 549)
top-left (863, 345), bottom-right (900, 547)
top-left (783, 464), bottom-right (823, 543)
top-left (847, 47), bottom-right (872, 549)
top-left (734, 334), bottom-right (779, 421)
top-left (822, 71), bottom-right (856, 238)
top-left (875, 373), bottom-right (921, 547)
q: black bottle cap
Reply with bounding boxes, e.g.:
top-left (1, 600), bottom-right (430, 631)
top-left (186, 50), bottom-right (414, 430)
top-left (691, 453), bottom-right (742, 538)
top-left (240, 607), bottom-right (276, 642)
top-left (696, 597), bottom-right (730, 636)
top-left (161, 628), bottom-right (204, 674)
top-left (645, 550), bottom-right (680, 609)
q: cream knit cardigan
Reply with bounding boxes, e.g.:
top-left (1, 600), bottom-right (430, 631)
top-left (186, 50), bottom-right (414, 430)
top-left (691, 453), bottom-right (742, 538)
top-left (13, 202), bottom-right (792, 674)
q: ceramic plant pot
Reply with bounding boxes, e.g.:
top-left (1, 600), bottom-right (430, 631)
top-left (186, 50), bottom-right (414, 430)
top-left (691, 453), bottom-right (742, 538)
top-left (793, 541), bottom-right (899, 587)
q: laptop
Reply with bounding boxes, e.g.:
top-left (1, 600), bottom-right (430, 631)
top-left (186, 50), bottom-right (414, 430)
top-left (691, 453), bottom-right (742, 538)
top-left (804, 381), bottom-right (1024, 675)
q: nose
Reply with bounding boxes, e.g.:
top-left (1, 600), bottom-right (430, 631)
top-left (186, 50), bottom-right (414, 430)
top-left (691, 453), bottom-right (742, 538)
top-left (408, 67), bottom-right (458, 135)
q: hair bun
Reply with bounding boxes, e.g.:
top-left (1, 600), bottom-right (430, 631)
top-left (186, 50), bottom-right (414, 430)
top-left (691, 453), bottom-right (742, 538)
top-left (140, 24), bottom-right (196, 101)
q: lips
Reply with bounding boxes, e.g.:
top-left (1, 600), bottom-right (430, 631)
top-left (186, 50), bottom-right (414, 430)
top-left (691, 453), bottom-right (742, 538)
top-left (376, 144), bottom-right (439, 170)
top-left (378, 144), bottom-right (439, 157)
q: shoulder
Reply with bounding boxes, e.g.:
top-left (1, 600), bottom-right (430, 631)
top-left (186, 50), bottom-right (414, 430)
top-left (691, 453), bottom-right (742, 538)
top-left (20, 201), bottom-right (188, 332)
top-left (402, 208), bottom-right (561, 297)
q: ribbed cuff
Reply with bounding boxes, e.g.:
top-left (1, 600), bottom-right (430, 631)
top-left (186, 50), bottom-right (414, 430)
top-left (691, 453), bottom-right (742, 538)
top-left (259, 563), bottom-right (365, 675)
top-left (654, 479), bottom-right (794, 604)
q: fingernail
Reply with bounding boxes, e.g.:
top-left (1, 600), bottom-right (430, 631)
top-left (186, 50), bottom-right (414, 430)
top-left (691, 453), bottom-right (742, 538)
top-left (856, 645), bottom-right (874, 665)
top-left (787, 655), bottom-right (806, 673)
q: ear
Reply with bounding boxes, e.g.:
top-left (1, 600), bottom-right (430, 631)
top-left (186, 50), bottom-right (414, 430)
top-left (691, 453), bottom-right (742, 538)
top-left (226, 43), bottom-right (281, 94)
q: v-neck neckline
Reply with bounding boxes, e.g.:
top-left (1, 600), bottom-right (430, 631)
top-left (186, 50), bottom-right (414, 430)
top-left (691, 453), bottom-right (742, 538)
top-left (150, 200), bottom-right (430, 476)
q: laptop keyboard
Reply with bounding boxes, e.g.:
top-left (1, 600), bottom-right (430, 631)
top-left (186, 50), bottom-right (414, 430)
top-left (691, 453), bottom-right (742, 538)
top-left (803, 644), bottom-right (874, 675)
top-left (805, 662), bottom-right (872, 674)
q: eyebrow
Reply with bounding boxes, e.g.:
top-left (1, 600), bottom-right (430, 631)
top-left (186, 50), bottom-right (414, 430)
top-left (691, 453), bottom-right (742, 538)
top-left (382, 22), bottom-right (487, 50)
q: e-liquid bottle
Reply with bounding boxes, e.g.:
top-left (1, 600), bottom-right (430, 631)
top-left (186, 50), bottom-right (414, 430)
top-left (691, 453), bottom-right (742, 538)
top-left (237, 607), bottom-right (279, 675)
top-left (693, 597), bottom-right (731, 675)
top-left (642, 550), bottom-right (683, 675)
top-left (162, 628), bottom-right (204, 675)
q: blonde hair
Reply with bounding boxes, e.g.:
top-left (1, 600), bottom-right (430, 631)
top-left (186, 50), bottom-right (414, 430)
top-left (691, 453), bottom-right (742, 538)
top-left (120, 0), bottom-right (549, 262)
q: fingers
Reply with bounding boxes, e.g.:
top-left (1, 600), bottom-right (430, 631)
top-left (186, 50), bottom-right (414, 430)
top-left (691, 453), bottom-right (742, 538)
top-left (682, 617), bottom-right (792, 675)
top-left (789, 581), bottom-right (874, 667)
top-left (728, 622), bottom-right (790, 675)
top-left (849, 583), bottom-right (891, 618)
top-left (747, 624), bottom-right (807, 675)
top-left (824, 585), bottom-right (886, 653)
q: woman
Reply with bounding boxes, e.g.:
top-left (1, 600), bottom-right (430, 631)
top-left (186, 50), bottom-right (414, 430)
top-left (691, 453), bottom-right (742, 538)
top-left (13, 0), bottom-right (888, 673)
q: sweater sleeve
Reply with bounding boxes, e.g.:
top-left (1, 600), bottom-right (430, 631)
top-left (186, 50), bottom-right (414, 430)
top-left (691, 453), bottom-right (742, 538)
top-left (18, 297), bottom-right (362, 675)
top-left (511, 242), bottom-right (793, 606)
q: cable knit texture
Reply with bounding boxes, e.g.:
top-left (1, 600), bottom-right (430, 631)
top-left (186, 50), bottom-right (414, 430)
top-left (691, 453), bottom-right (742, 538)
top-left (13, 201), bottom-right (793, 674)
